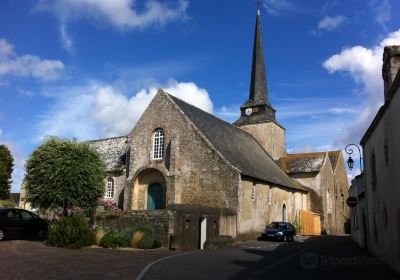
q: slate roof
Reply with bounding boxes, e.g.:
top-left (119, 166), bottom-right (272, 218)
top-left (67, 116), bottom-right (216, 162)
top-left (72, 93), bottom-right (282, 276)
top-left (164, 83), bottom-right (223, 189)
top-left (280, 153), bottom-right (325, 174)
top-left (167, 93), bottom-right (307, 192)
top-left (327, 151), bottom-right (341, 171)
top-left (88, 136), bottom-right (128, 172)
top-left (280, 150), bottom-right (341, 174)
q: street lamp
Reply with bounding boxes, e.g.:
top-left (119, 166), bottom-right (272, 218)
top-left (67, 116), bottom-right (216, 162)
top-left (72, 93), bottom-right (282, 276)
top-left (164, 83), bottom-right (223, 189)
top-left (345, 144), bottom-right (363, 171)
top-left (347, 157), bottom-right (354, 170)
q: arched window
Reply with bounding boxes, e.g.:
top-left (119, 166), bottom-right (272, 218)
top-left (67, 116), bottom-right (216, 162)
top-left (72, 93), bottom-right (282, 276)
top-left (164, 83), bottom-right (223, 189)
top-left (105, 177), bottom-right (114, 199)
top-left (153, 129), bottom-right (165, 160)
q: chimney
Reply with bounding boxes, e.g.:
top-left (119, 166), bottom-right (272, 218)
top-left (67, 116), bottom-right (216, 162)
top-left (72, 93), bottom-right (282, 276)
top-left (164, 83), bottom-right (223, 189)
top-left (382, 46), bottom-right (400, 102)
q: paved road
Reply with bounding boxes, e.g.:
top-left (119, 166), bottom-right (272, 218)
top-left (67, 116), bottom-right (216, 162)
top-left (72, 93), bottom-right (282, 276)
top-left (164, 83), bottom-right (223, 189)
top-left (0, 240), bottom-right (180, 280)
top-left (142, 236), bottom-right (400, 280)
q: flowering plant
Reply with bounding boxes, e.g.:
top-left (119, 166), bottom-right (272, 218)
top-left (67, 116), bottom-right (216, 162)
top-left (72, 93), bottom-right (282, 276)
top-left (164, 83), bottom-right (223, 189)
top-left (100, 200), bottom-right (120, 212)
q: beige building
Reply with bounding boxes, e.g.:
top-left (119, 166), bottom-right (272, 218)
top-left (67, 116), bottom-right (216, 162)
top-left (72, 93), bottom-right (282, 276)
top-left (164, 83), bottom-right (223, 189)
top-left (280, 151), bottom-right (350, 235)
top-left (358, 45), bottom-right (400, 272)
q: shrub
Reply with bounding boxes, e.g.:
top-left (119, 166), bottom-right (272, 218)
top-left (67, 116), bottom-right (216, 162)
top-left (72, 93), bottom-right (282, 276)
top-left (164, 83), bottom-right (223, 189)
top-left (131, 225), bottom-right (161, 249)
top-left (0, 199), bottom-right (15, 208)
top-left (120, 227), bottom-right (135, 247)
top-left (47, 215), bottom-right (95, 249)
top-left (293, 218), bottom-right (302, 234)
top-left (95, 227), bottom-right (106, 246)
top-left (131, 231), bottom-right (145, 248)
top-left (100, 231), bottom-right (123, 249)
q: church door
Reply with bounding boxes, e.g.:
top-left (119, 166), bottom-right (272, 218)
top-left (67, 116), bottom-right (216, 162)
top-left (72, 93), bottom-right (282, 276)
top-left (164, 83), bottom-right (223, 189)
top-left (282, 204), bottom-right (286, 222)
top-left (147, 183), bottom-right (164, 210)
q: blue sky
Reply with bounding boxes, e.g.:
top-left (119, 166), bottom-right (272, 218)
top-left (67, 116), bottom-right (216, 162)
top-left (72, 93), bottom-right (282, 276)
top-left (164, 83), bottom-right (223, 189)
top-left (1, 0), bottom-right (399, 192)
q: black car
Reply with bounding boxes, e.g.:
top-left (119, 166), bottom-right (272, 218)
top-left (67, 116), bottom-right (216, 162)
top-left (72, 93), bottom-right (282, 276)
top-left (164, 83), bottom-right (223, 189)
top-left (0, 208), bottom-right (48, 241)
top-left (259, 222), bottom-right (296, 242)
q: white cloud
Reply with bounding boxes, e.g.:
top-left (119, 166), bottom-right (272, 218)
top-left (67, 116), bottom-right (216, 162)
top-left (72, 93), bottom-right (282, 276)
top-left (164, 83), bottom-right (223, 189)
top-left (0, 38), bottom-right (65, 81)
top-left (370, 0), bottom-right (391, 30)
top-left (36, 0), bottom-right (188, 30)
top-left (37, 79), bottom-right (213, 140)
top-left (59, 24), bottom-right (73, 51)
top-left (36, 0), bottom-right (188, 50)
top-left (262, 0), bottom-right (300, 15)
top-left (318, 15), bottom-right (346, 31)
top-left (323, 29), bottom-right (400, 144)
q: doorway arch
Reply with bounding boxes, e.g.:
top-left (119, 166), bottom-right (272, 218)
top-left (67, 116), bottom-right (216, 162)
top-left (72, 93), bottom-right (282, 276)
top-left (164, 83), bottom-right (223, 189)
top-left (131, 168), bottom-right (166, 210)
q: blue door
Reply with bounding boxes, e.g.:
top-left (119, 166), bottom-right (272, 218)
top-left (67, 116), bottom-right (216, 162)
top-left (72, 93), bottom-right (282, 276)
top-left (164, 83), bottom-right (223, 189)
top-left (282, 204), bottom-right (286, 222)
top-left (147, 183), bottom-right (164, 210)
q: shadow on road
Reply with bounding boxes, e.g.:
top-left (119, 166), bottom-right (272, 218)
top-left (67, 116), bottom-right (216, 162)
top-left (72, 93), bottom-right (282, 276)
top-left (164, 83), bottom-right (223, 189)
top-left (229, 236), bottom-right (400, 280)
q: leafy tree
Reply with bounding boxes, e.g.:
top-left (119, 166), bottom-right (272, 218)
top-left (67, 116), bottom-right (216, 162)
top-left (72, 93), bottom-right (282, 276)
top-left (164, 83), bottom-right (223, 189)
top-left (25, 137), bottom-right (106, 216)
top-left (0, 144), bottom-right (14, 200)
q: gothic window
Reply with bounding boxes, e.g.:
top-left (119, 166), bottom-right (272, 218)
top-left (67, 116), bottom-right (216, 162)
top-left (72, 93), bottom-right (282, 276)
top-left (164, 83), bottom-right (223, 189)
top-left (384, 138), bottom-right (389, 165)
top-left (251, 183), bottom-right (256, 202)
top-left (105, 177), bottom-right (114, 199)
top-left (371, 149), bottom-right (377, 191)
top-left (153, 129), bottom-right (165, 160)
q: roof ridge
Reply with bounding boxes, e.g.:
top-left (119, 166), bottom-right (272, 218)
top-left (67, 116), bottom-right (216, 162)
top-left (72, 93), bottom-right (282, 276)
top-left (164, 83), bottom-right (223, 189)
top-left (88, 135), bottom-right (128, 143)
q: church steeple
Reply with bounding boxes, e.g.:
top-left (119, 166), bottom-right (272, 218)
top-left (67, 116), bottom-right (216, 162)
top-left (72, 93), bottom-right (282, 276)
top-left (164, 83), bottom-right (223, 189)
top-left (234, 9), bottom-right (277, 126)
top-left (249, 9), bottom-right (269, 106)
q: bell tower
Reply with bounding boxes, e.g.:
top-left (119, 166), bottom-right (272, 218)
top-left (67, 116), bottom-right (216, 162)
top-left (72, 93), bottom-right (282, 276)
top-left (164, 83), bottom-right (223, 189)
top-left (233, 9), bottom-right (286, 160)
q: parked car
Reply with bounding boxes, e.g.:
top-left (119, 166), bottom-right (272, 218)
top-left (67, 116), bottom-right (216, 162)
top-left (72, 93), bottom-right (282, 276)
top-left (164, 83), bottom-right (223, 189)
top-left (259, 222), bottom-right (296, 242)
top-left (0, 208), bottom-right (48, 241)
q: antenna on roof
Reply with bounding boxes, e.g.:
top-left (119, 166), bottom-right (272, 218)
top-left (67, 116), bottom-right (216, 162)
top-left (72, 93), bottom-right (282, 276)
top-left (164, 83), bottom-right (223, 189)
top-left (257, 0), bottom-right (261, 15)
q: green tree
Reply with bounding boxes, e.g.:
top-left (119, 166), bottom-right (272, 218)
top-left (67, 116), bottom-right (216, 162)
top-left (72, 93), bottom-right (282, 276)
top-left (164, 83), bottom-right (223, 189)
top-left (25, 137), bottom-right (106, 216)
top-left (0, 144), bottom-right (14, 200)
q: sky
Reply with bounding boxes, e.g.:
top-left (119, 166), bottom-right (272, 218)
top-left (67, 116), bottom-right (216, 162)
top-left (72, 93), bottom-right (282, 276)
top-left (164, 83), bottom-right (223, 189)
top-left (1, 0), bottom-right (400, 192)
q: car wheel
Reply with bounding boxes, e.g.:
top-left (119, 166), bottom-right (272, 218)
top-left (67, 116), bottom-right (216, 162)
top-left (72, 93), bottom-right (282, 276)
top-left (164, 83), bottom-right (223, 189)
top-left (37, 229), bottom-right (47, 239)
top-left (0, 229), bottom-right (6, 241)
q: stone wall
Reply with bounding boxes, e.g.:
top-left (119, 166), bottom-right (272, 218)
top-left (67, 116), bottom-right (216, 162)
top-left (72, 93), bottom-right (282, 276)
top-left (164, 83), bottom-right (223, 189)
top-left (239, 122), bottom-right (286, 160)
top-left (96, 210), bottom-right (174, 247)
top-left (237, 177), bottom-right (306, 240)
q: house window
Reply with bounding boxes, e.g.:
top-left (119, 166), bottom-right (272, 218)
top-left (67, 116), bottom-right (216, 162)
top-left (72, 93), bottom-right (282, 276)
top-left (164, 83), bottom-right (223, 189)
top-left (105, 177), bottom-right (114, 199)
top-left (251, 183), bottom-right (256, 202)
top-left (384, 138), bottom-right (389, 165)
top-left (268, 188), bottom-right (272, 205)
top-left (371, 149), bottom-right (377, 191)
top-left (152, 129), bottom-right (165, 160)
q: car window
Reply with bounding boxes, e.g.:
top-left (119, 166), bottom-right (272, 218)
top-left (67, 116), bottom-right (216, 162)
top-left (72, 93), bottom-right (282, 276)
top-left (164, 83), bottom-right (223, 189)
top-left (20, 211), bottom-right (34, 221)
top-left (6, 210), bottom-right (21, 221)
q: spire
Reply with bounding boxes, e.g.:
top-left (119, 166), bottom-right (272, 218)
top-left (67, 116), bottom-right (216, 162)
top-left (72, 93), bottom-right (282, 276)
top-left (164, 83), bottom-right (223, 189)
top-left (234, 9), bottom-right (278, 127)
top-left (249, 9), bottom-right (270, 106)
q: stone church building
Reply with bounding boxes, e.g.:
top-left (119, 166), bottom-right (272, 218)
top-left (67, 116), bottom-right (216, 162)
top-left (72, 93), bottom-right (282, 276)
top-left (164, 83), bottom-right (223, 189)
top-left (90, 10), bottom-right (349, 249)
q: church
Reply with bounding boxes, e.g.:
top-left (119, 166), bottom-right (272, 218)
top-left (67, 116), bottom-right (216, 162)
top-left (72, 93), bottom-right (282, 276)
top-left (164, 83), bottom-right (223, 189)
top-left (90, 10), bottom-right (349, 249)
